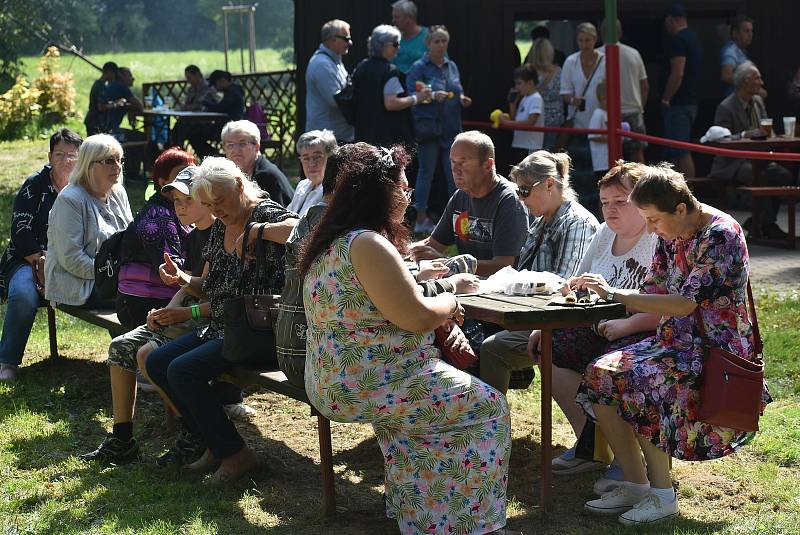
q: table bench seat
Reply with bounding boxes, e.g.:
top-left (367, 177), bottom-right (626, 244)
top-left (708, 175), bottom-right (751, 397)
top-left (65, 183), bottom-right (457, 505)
top-left (737, 186), bottom-right (800, 249)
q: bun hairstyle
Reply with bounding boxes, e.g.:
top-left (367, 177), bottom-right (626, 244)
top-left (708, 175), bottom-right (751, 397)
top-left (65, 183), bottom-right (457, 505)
top-left (510, 150), bottom-right (575, 200)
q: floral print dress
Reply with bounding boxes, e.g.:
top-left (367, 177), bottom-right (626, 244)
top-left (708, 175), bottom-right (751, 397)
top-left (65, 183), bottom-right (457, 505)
top-left (580, 213), bottom-right (769, 461)
top-left (304, 230), bottom-right (511, 535)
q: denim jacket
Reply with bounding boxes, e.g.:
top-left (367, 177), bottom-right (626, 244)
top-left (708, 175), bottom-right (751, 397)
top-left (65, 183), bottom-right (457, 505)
top-left (407, 53), bottom-right (464, 140)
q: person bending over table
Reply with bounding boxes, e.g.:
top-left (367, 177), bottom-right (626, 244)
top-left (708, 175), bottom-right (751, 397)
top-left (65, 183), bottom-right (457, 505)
top-left (479, 150), bottom-right (599, 391)
top-left (410, 130), bottom-right (528, 277)
top-left (222, 120), bottom-right (295, 207)
top-left (45, 134), bottom-right (133, 309)
top-left (300, 143), bottom-right (515, 534)
top-left (0, 128), bottom-right (83, 381)
top-left (578, 164), bottom-right (770, 525)
top-left (145, 157), bottom-right (297, 485)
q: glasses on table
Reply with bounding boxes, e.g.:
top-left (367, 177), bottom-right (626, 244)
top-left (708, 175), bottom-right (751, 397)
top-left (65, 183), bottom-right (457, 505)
top-left (224, 141), bottom-right (256, 152)
top-left (516, 180), bottom-right (542, 199)
top-left (94, 156), bottom-right (125, 167)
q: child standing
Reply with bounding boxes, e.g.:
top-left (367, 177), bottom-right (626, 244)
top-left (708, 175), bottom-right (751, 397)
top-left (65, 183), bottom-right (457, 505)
top-left (588, 81), bottom-right (609, 180)
top-left (500, 64), bottom-right (544, 164)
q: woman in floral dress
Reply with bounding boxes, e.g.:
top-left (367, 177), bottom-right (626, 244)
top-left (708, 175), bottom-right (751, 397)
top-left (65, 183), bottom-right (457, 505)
top-left (574, 164), bottom-right (769, 526)
top-left (300, 143), bottom-right (512, 535)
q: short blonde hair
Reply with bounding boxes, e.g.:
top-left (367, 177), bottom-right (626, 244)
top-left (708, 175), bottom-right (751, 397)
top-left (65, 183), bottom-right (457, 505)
top-left (530, 38), bottom-right (555, 72)
top-left (221, 120), bottom-right (261, 146)
top-left (193, 156), bottom-right (264, 203)
top-left (576, 22), bottom-right (598, 39)
top-left (511, 150), bottom-right (577, 201)
top-left (69, 134), bottom-right (124, 190)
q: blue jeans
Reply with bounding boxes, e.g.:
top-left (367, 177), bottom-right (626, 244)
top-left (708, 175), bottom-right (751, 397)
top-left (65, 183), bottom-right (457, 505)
top-left (0, 264), bottom-right (41, 366)
top-left (663, 104), bottom-right (697, 159)
top-left (145, 332), bottom-right (243, 459)
top-left (415, 137), bottom-right (455, 214)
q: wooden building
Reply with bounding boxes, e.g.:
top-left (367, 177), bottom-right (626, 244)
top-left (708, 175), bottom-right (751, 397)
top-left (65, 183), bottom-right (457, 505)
top-left (294, 0), bottom-right (796, 173)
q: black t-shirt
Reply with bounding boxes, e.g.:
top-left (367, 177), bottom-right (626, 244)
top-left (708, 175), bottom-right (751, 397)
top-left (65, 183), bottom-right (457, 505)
top-left (252, 154), bottom-right (295, 207)
top-left (662, 28), bottom-right (702, 106)
top-left (185, 226), bottom-right (212, 275)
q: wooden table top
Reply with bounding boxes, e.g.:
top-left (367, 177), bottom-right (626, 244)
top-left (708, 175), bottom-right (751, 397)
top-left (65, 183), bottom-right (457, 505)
top-left (460, 292), bottom-right (627, 331)
top-left (139, 109), bottom-right (228, 119)
top-left (709, 137), bottom-right (800, 151)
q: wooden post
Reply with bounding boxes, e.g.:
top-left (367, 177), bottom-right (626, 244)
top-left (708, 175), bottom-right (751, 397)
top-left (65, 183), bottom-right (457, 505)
top-left (47, 305), bottom-right (58, 359)
top-left (539, 328), bottom-right (553, 511)
top-left (317, 415), bottom-right (336, 516)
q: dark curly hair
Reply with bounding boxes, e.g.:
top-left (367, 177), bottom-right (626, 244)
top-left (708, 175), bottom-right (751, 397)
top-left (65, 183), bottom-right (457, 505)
top-left (299, 143), bottom-right (411, 276)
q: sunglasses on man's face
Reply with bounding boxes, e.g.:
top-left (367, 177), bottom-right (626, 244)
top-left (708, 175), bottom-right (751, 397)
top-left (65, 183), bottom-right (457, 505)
top-left (516, 180), bottom-right (542, 199)
top-left (334, 34), bottom-right (353, 42)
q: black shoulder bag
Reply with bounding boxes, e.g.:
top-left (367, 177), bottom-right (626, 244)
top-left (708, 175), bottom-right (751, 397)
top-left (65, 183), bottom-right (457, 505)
top-left (222, 224), bottom-right (281, 366)
top-left (94, 229), bottom-right (127, 299)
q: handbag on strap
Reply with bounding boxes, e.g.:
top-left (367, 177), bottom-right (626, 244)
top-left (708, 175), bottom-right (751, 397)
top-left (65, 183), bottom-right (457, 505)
top-left (677, 241), bottom-right (765, 432)
top-left (222, 223), bottom-right (280, 366)
top-left (694, 280), bottom-right (764, 432)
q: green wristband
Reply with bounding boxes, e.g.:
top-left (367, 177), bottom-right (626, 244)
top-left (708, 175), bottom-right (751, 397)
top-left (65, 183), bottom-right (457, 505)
top-left (191, 304), bottom-right (201, 321)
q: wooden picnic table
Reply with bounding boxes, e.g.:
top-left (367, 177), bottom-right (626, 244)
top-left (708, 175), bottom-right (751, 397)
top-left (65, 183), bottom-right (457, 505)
top-left (460, 292), bottom-right (626, 511)
top-left (710, 137), bottom-right (800, 248)
top-left (139, 109), bottom-right (229, 121)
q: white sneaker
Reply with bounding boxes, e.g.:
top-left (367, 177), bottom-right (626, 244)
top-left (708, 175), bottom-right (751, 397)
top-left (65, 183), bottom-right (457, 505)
top-left (593, 462), bottom-right (626, 494)
top-left (584, 485), bottom-right (648, 515)
top-left (223, 402), bottom-right (258, 420)
top-left (618, 491), bottom-right (679, 525)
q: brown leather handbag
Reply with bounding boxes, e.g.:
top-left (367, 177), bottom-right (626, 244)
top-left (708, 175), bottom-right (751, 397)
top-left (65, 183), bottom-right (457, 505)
top-left (694, 281), bottom-right (765, 432)
top-left (223, 224), bottom-right (280, 366)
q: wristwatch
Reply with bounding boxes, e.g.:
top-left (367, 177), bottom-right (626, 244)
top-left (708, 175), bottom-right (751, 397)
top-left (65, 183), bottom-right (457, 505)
top-left (605, 290), bottom-right (616, 302)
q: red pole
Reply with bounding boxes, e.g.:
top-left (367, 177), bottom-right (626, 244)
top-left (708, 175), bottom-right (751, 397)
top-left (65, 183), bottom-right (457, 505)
top-left (605, 43), bottom-right (623, 164)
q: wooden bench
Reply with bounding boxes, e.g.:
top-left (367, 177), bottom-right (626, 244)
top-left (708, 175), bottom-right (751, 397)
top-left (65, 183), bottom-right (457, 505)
top-left (45, 304), bottom-right (337, 516)
top-left (737, 186), bottom-right (800, 249)
top-left (685, 176), bottom-right (729, 207)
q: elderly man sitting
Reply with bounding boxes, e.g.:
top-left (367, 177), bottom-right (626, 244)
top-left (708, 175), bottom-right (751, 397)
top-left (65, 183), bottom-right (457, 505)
top-left (221, 120), bottom-right (294, 207)
top-left (709, 61), bottom-right (794, 239)
top-left (410, 130), bottom-right (528, 277)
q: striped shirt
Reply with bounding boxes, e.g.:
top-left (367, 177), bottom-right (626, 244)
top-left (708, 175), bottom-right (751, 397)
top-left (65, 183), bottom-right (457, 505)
top-left (516, 200), bottom-right (599, 278)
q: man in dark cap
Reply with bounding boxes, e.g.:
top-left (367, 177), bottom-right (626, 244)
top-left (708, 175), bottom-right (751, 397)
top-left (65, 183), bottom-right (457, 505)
top-left (660, 3), bottom-right (702, 177)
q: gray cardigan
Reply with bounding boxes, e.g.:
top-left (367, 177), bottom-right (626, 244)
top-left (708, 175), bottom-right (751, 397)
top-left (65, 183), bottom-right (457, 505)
top-left (44, 183), bottom-right (132, 306)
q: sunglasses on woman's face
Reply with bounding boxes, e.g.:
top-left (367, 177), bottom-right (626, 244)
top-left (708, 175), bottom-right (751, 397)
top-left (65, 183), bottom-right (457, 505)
top-left (516, 180), bottom-right (542, 199)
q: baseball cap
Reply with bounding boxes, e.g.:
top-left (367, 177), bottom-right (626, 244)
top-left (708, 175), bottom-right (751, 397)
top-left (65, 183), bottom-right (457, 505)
top-left (700, 126), bottom-right (732, 143)
top-left (664, 3), bottom-right (686, 17)
top-left (161, 165), bottom-right (199, 196)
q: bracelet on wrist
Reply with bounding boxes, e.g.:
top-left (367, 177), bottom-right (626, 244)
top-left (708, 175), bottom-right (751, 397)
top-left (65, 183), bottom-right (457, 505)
top-left (190, 303), bottom-right (201, 321)
top-left (411, 94), bottom-right (418, 106)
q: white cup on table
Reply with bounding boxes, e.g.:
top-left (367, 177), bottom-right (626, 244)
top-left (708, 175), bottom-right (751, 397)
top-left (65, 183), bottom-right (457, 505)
top-left (784, 116), bottom-right (796, 138)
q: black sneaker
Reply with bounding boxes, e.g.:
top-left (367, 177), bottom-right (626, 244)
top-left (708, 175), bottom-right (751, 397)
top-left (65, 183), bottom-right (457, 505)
top-left (156, 428), bottom-right (204, 467)
top-left (80, 434), bottom-right (139, 464)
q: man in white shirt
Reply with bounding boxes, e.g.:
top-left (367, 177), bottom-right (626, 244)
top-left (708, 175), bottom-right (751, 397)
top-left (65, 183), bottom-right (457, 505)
top-left (601, 18), bottom-right (649, 163)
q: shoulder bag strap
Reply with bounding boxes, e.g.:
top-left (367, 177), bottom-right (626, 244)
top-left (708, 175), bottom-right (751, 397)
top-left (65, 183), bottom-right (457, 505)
top-left (747, 280), bottom-right (763, 356)
top-left (579, 53), bottom-right (602, 99)
top-left (237, 222), bottom-right (253, 294)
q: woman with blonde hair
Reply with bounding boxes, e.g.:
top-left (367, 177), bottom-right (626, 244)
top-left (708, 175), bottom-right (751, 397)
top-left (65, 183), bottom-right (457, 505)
top-left (480, 150), bottom-right (599, 393)
top-left (528, 38), bottom-right (564, 150)
top-left (144, 156), bottom-right (297, 484)
top-left (45, 133), bottom-right (132, 307)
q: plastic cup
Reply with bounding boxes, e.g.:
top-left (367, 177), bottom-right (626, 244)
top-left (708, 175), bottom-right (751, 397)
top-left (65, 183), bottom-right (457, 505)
top-left (760, 118), bottom-right (773, 137)
top-left (144, 96), bottom-right (153, 110)
top-left (783, 117), bottom-right (796, 138)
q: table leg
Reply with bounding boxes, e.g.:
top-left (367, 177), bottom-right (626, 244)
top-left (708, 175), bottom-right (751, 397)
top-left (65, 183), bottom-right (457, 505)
top-left (539, 328), bottom-right (553, 511)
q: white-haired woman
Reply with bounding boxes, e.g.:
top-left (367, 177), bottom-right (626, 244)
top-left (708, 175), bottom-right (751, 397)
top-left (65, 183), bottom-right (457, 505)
top-left (44, 134), bottom-right (133, 307)
top-left (351, 24), bottom-right (431, 147)
top-left (145, 157), bottom-right (298, 484)
top-left (221, 119), bottom-right (295, 207)
top-left (288, 129), bottom-right (337, 217)
top-left (480, 151), bottom-right (599, 392)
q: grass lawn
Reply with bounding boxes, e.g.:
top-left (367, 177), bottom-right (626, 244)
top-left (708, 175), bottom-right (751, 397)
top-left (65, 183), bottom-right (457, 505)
top-left (1, 140), bottom-right (800, 533)
top-left (18, 48), bottom-right (294, 133)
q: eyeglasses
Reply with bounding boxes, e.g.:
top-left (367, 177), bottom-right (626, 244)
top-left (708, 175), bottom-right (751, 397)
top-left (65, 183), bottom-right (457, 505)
top-left (334, 35), bottom-right (353, 42)
top-left (52, 151), bottom-right (78, 162)
top-left (399, 184), bottom-right (414, 201)
top-left (391, 41), bottom-right (400, 48)
top-left (223, 140), bottom-right (256, 152)
top-left (516, 180), bottom-right (542, 199)
top-left (94, 156), bottom-right (125, 167)
top-left (298, 154), bottom-right (326, 165)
